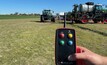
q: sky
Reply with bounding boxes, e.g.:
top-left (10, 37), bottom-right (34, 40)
top-left (0, 0), bottom-right (107, 14)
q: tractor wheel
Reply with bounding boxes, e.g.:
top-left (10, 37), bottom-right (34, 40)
top-left (93, 15), bottom-right (102, 23)
top-left (81, 15), bottom-right (89, 23)
top-left (41, 15), bottom-right (44, 22)
top-left (103, 19), bottom-right (107, 24)
top-left (93, 20), bottom-right (97, 23)
top-left (51, 17), bottom-right (55, 22)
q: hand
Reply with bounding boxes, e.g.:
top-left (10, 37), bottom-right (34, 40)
top-left (68, 46), bottom-right (107, 65)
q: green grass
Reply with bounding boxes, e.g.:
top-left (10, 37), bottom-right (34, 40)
top-left (74, 24), bottom-right (107, 35)
top-left (0, 15), bottom-right (39, 19)
top-left (0, 18), bottom-right (107, 65)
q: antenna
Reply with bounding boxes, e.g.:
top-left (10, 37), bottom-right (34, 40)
top-left (64, 12), bottom-right (66, 28)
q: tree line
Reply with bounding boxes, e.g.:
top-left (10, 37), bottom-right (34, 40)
top-left (10, 12), bottom-right (40, 16)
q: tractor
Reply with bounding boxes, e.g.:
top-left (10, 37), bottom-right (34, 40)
top-left (68, 2), bottom-right (107, 24)
top-left (41, 10), bottom-right (55, 22)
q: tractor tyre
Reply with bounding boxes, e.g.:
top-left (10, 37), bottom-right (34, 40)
top-left (51, 17), bottom-right (55, 22)
top-left (41, 15), bottom-right (44, 22)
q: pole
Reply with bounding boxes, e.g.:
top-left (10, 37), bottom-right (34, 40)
top-left (64, 12), bottom-right (66, 28)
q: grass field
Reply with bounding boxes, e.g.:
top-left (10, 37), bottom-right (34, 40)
top-left (0, 15), bottom-right (39, 19)
top-left (0, 16), bottom-right (107, 65)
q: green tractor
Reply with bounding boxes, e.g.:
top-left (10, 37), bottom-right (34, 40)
top-left (41, 10), bottom-right (55, 22)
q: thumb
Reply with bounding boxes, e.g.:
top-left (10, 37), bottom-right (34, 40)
top-left (75, 53), bottom-right (86, 60)
top-left (68, 53), bottom-right (86, 61)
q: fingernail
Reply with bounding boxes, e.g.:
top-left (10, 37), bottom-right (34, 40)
top-left (68, 55), bottom-right (76, 61)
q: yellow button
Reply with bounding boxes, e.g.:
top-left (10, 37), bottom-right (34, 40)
top-left (68, 34), bottom-right (73, 38)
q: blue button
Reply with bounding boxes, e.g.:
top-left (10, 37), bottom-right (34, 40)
top-left (68, 41), bottom-right (73, 45)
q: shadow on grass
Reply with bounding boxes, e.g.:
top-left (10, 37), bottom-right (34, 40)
top-left (58, 21), bottom-right (74, 24)
top-left (73, 25), bottom-right (107, 36)
top-left (30, 20), bottom-right (55, 23)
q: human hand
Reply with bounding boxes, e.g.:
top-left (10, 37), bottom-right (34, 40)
top-left (68, 46), bottom-right (107, 65)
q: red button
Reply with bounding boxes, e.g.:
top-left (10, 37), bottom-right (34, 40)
top-left (59, 33), bottom-right (64, 38)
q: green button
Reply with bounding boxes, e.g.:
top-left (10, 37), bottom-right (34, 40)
top-left (59, 40), bottom-right (65, 45)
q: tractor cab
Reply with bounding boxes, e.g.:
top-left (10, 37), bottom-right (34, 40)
top-left (41, 10), bottom-right (55, 22)
top-left (42, 10), bottom-right (53, 16)
top-left (94, 4), bottom-right (103, 13)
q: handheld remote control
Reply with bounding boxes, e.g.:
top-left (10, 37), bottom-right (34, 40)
top-left (55, 28), bottom-right (76, 65)
top-left (55, 13), bottom-right (76, 65)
